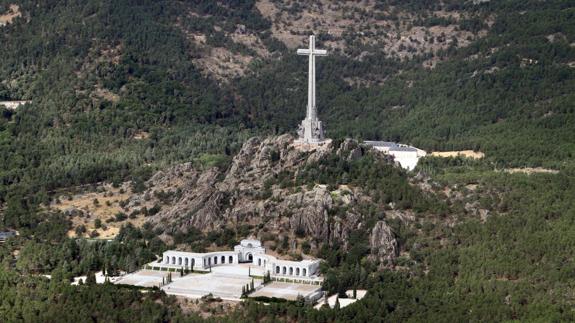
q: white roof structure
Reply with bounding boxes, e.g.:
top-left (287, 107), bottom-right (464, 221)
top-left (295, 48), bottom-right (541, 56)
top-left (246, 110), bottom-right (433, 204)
top-left (0, 100), bottom-right (31, 110)
top-left (364, 140), bottom-right (427, 171)
top-left (363, 141), bottom-right (398, 148)
top-left (239, 239), bottom-right (262, 248)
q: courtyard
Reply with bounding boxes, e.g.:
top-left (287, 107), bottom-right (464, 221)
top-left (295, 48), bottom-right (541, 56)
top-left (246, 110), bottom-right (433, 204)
top-left (116, 262), bottom-right (323, 302)
top-left (162, 271), bottom-right (261, 300)
top-left (249, 281), bottom-right (321, 301)
top-left (114, 269), bottom-right (171, 288)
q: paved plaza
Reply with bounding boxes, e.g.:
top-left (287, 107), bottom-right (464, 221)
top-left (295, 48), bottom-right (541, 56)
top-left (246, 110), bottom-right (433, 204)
top-left (162, 271), bottom-right (262, 300)
top-left (116, 264), bottom-right (323, 302)
top-left (114, 270), bottom-right (170, 288)
top-left (211, 263), bottom-right (264, 276)
top-left (250, 281), bottom-right (321, 301)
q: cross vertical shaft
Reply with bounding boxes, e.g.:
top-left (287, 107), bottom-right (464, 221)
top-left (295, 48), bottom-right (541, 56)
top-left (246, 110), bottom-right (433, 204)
top-left (296, 35), bottom-right (327, 143)
top-left (308, 35), bottom-right (315, 120)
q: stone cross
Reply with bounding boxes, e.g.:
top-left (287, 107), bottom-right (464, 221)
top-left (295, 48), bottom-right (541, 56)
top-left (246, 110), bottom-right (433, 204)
top-left (296, 35), bottom-right (327, 143)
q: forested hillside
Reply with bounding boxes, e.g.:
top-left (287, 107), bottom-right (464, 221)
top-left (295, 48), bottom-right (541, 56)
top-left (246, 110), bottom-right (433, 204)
top-left (0, 0), bottom-right (573, 200)
top-left (0, 0), bottom-right (574, 322)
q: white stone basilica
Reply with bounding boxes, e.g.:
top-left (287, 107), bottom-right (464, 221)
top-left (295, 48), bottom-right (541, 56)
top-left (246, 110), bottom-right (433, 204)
top-left (160, 239), bottom-right (321, 279)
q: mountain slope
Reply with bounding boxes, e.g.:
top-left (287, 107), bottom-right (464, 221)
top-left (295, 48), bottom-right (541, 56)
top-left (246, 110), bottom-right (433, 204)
top-left (120, 135), bottom-right (422, 266)
top-left (0, 0), bottom-right (573, 206)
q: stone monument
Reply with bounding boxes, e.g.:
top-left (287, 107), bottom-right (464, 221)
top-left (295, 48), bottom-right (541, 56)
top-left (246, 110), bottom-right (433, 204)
top-left (296, 35), bottom-right (328, 144)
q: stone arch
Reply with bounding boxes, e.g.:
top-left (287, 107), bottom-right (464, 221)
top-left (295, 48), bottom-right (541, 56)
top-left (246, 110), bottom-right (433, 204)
top-left (192, 259), bottom-right (195, 268)
top-left (184, 258), bottom-right (189, 267)
top-left (247, 243), bottom-right (253, 248)
top-left (213, 256), bottom-right (218, 265)
top-left (302, 268), bottom-right (307, 277)
top-left (208, 258), bottom-right (211, 266)
top-left (246, 253), bottom-right (253, 262)
top-left (258, 258), bottom-right (262, 266)
top-left (172, 256), bottom-right (176, 265)
top-left (221, 255), bottom-right (225, 264)
top-left (276, 266), bottom-right (280, 274)
top-left (229, 256), bottom-right (233, 263)
top-left (178, 257), bottom-right (182, 266)
top-left (289, 267), bottom-right (293, 275)
top-left (282, 266), bottom-right (287, 275)
top-left (296, 268), bottom-right (300, 276)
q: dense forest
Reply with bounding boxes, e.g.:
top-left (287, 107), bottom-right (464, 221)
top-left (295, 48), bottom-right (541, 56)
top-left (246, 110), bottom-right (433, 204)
top-left (0, 0), bottom-right (574, 321)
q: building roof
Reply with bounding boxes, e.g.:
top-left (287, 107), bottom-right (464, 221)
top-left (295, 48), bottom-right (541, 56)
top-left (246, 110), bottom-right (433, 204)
top-left (239, 239), bottom-right (262, 248)
top-left (364, 141), bottom-right (420, 152)
top-left (363, 141), bottom-right (399, 148)
top-left (163, 250), bottom-right (235, 257)
top-left (389, 146), bottom-right (418, 152)
top-left (263, 254), bottom-right (320, 266)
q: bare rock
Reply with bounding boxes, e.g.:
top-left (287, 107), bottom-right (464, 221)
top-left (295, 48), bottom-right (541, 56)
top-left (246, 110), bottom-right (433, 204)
top-left (370, 220), bottom-right (399, 264)
top-left (127, 135), bottom-right (399, 256)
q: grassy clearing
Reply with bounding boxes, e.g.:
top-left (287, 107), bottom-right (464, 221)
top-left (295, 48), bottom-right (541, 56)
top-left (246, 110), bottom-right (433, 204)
top-left (50, 183), bottom-right (145, 239)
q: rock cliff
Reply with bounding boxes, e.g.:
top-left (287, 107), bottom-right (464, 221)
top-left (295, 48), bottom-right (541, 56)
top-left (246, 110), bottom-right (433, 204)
top-left (127, 135), bottom-right (400, 264)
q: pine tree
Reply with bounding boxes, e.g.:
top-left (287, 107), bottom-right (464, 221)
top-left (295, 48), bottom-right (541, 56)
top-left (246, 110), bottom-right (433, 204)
top-left (296, 294), bottom-right (305, 307)
top-left (86, 271), bottom-right (96, 285)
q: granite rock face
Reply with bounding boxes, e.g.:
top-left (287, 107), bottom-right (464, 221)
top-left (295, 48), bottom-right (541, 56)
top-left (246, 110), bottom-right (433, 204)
top-left (127, 135), bottom-right (398, 263)
top-left (369, 221), bottom-right (399, 264)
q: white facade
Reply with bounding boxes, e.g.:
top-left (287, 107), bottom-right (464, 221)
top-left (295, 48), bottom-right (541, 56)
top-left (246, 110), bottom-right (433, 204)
top-left (234, 239), bottom-right (265, 262)
top-left (161, 250), bottom-right (238, 269)
top-left (364, 141), bottom-right (427, 171)
top-left (160, 239), bottom-right (321, 278)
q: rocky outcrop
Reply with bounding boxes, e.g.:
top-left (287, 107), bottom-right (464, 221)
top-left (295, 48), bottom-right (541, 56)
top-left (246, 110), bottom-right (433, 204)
top-left (125, 135), bottom-right (399, 262)
top-left (369, 221), bottom-right (399, 264)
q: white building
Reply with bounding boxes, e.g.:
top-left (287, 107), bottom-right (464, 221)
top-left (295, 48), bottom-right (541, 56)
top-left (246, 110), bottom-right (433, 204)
top-left (364, 141), bottom-right (427, 171)
top-left (160, 239), bottom-right (321, 279)
top-left (0, 100), bottom-right (31, 110)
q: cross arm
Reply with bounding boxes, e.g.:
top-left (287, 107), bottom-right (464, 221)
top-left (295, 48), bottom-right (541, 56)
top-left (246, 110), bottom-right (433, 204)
top-left (297, 49), bottom-right (328, 56)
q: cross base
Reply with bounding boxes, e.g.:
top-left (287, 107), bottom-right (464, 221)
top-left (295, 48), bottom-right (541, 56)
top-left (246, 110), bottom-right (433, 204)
top-left (296, 118), bottom-right (325, 144)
